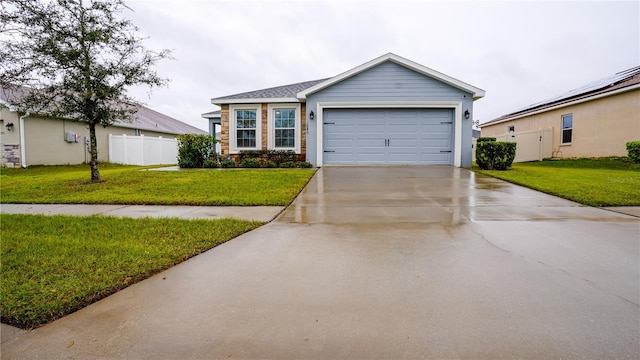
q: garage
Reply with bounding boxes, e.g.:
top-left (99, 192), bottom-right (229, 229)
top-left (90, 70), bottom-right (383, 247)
top-left (323, 108), bottom-right (454, 165)
top-left (213, 53), bottom-right (485, 168)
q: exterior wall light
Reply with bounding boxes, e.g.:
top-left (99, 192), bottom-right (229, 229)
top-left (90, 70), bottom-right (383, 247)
top-left (5, 122), bottom-right (14, 131)
top-left (309, 111), bottom-right (315, 121)
top-left (464, 110), bottom-right (470, 119)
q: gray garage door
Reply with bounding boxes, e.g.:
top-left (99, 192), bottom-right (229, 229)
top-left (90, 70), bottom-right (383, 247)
top-left (323, 108), bottom-right (454, 165)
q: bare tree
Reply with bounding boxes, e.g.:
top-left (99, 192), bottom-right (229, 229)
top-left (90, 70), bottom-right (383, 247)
top-left (0, 0), bottom-right (171, 181)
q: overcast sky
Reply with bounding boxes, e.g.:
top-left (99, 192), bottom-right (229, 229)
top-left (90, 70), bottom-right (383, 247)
top-left (124, 0), bottom-right (639, 131)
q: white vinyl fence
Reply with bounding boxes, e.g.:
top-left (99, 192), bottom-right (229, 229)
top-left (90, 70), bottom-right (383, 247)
top-left (496, 128), bottom-right (553, 162)
top-left (473, 128), bottom-right (553, 163)
top-left (109, 134), bottom-right (178, 165)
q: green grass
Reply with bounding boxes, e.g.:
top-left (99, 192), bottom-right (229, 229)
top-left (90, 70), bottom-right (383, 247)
top-left (1, 214), bottom-right (263, 329)
top-left (0, 164), bottom-right (316, 206)
top-left (473, 157), bottom-right (640, 206)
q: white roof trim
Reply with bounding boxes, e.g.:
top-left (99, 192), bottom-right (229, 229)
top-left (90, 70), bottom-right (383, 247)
top-left (297, 52), bottom-right (486, 100)
top-left (479, 83), bottom-right (640, 128)
top-left (212, 97), bottom-right (299, 105)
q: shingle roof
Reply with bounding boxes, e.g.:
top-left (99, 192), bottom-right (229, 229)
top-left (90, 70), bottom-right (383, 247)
top-left (201, 110), bottom-right (221, 118)
top-left (482, 66), bottom-right (640, 126)
top-left (0, 85), bottom-right (205, 135)
top-left (211, 78), bottom-right (330, 103)
top-left (128, 105), bottom-right (206, 135)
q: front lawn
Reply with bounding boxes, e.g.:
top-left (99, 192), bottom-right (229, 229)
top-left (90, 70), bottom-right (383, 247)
top-left (0, 164), bottom-right (316, 206)
top-left (473, 157), bottom-right (640, 206)
top-left (0, 214), bottom-right (263, 329)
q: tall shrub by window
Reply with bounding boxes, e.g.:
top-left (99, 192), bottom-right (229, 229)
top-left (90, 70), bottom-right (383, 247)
top-left (177, 134), bottom-right (216, 168)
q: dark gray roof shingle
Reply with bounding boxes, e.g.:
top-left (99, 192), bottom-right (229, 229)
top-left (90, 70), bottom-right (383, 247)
top-left (201, 110), bottom-right (221, 118)
top-left (211, 78), bottom-right (330, 102)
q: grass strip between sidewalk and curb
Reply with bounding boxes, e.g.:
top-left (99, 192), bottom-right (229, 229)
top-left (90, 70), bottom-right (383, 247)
top-left (0, 214), bottom-right (264, 330)
top-left (0, 164), bottom-right (316, 206)
top-left (473, 157), bottom-right (640, 207)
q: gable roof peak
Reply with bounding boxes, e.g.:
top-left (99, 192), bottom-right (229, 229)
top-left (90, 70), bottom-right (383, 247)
top-left (297, 53), bottom-right (485, 100)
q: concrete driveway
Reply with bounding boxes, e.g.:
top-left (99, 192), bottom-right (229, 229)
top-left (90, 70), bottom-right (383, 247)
top-left (2, 167), bottom-right (639, 359)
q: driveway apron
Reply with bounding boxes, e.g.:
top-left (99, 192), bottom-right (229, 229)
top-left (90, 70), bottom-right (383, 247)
top-left (2, 167), bottom-right (639, 359)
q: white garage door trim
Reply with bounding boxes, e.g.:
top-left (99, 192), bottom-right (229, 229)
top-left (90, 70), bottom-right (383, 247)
top-left (315, 101), bottom-right (463, 167)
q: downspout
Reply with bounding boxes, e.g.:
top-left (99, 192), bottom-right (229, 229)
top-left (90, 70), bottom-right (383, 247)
top-left (19, 112), bottom-right (29, 168)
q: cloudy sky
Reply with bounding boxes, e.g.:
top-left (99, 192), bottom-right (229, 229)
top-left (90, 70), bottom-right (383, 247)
top-left (124, 0), bottom-right (639, 131)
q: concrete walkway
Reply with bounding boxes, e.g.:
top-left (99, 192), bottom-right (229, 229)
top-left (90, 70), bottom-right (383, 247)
top-left (0, 204), bottom-right (284, 222)
top-left (2, 167), bottom-right (639, 359)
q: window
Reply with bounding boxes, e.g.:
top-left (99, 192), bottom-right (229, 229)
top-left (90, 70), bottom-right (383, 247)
top-left (229, 104), bottom-right (261, 153)
top-left (267, 103), bottom-right (301, 153)
top-left (508, 125), bottom-right (515, 133)
top-left (274, 109), bottom-right (296, 148)
top-left (235, 109), bottom-right (257, 148)
top-left (561, 114), bottom-right (572, 144)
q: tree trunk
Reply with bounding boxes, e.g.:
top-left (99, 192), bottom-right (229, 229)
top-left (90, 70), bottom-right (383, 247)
top-left (88, 123), bottom-right (101, 181)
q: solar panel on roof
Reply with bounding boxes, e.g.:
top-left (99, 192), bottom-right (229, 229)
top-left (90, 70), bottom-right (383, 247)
top-left (526, 66), bottom-right (640, 109)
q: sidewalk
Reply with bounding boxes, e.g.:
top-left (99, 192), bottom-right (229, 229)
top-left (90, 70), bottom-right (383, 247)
top-left (0, 204), bottom-right (285, 222)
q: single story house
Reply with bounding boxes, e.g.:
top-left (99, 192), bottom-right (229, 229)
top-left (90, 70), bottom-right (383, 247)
top-left (211, 53), bottom-right (485, 167)
top-left (480, 66), bottom-right (640, 158)
top-left (1, 86), bottom-right (206, 167)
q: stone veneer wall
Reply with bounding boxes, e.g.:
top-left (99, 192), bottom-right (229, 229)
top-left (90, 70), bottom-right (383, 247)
top-left (3, 144), bottom-right (20, 168)
top-left (220, 103), bottom-right (307, 162)
top-left (220, 104), bottom-right (229, 157)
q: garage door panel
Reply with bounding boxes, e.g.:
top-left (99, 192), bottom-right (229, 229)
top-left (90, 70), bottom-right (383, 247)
top-left (388, 124), bottom-right (420, 134)
top-left (357, 139), bottom-right (386, 149)
top-left (323, 108), bottom-right (453, 165)
top-left (421, 139), bottom-right (452, 148)
top-left (326, 139), bottom-right (355, 148)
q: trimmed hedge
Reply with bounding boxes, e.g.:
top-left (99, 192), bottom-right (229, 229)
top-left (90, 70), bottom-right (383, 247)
top-left (476, 138), bottom-right (517, 170)
top-left (626, 141), bottom-right (640, 162)
top-left (221, 159), bottom-right (236, 168)
top-left (239, 158), bottom-right (261, 168)
top-left (237, 150), bottom-right (298, 166)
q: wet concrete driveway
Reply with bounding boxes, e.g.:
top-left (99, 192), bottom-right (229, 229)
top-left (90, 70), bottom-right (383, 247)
top-left (2, 167), bottom-right (639, 359)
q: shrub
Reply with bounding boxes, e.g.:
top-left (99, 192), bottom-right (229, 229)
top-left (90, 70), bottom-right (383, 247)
top-left (221, 159), bottom-right (236, 168)
top-left (237, 150), bottom-right (298, 166)
top-left (237, 150), bottom-right (265, 163)
top-left (477, 137), bottom-right (496, 143)
top-left (263, 161), bottom-right (277, 168)
top-left (269, 150), bottom-right (298, 165)
top-left (298, 161), bottom-right (313, 168)
top-left (203, 157), bottom-right (219, 168)
top-left (176, 134), bottom-right (216, 168)
top-left (280, 161), bottom-right (296, 168)
top-left (239, 158), bottom-right (261, 168)
top-left (476, 140), bottom-right (517, 170)
top-left (626, 141), bottom-right (640, 162)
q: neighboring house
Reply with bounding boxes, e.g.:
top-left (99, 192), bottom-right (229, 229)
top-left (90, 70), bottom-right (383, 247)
top-left (0, 86), bottom-right (206, 167)
top-left (211, 53), bottom-right (485, 167)
top-left (480, 66), bottom-right (640, 159)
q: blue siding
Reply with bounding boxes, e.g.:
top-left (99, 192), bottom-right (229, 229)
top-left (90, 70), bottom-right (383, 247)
top-left (312, 61), bottom-right (465, 101)
top-left (306, 60), bottom-right (475, 167)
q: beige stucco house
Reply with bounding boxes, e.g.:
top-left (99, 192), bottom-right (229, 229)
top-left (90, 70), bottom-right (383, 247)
top-left (1, 87), bottom-right (206, 167)
top-left (480, 67), bottom-right (640, 159)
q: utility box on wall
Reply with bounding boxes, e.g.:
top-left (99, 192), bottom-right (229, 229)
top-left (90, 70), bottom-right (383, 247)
top-left (65, 132), bottom-right (80, 143)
